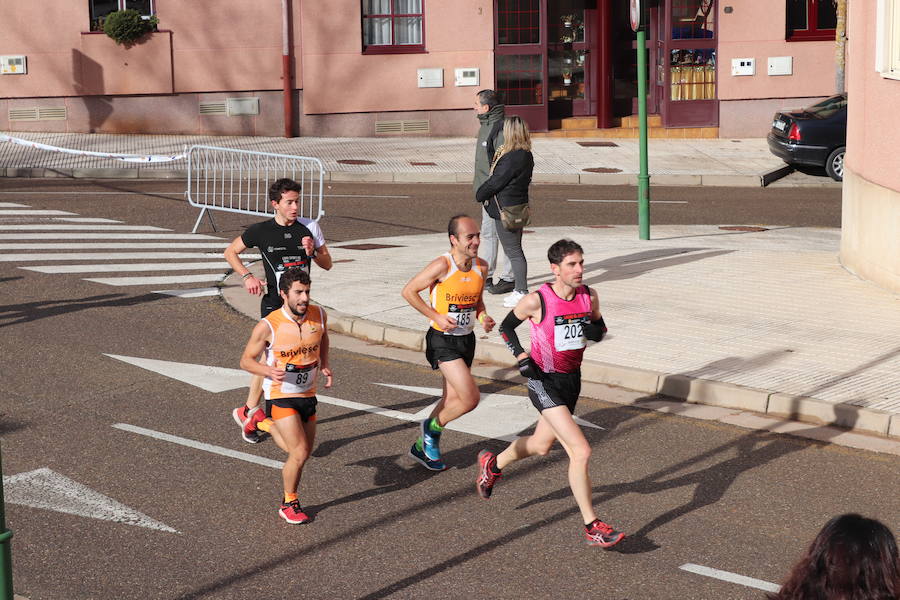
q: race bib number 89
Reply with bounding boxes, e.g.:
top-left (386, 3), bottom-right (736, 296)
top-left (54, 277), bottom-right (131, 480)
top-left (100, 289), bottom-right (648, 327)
top-left (282, 362), bottom-right (318, 394)
top-left (554, 314), bottom-right (588, 351)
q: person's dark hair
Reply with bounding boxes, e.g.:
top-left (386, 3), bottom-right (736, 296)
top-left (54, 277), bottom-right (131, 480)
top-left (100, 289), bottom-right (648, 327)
top-left (548, 239), bottom-right (584, 265)
top-left (278, 266), bottom-right (311, 294)
top-left (769, 513), bottom-right (900, 600)
top-left (447, 214), bottom-right (471, 240)
top-left (476, 89), bottom-right (500, 108)
top-left (268, 178), bottom-right (302, 203)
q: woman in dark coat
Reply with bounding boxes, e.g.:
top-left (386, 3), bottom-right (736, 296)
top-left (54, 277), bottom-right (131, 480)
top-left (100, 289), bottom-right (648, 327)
top-left (476, 115), bottom-right (533, 307)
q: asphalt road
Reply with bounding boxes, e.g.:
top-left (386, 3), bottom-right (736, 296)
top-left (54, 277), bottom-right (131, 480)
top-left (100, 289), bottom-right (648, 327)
top-left (3, 178), bottom-right (894, 600)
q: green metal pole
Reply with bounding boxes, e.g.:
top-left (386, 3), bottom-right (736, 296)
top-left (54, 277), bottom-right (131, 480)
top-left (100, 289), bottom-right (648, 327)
top-left (636, 27), bottom-right (651, 240)
top-left (0, 442), bottom-right (13, 600)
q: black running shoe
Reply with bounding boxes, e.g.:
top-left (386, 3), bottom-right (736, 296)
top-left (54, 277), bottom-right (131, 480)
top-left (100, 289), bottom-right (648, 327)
top-left (488, 279), bottom-right (515, 295)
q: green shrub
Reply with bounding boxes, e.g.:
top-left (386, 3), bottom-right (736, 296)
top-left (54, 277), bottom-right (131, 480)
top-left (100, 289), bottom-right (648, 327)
top-left (102, 9), bottom-right (159, 45)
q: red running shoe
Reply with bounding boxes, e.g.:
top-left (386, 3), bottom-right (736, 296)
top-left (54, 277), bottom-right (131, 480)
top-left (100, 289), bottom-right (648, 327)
top-left (231, 405), bottom-right (264, 444)
top-left (584, 519), bottom-right (625, 548)
top-left (279, 499), bottom-right (311, 524)
top-left (476, 450), bottom-right (502, 499)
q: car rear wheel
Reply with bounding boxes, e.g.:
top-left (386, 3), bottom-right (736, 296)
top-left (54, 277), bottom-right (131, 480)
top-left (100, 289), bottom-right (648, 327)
top-left (826, 146), bottom-right (845, 182)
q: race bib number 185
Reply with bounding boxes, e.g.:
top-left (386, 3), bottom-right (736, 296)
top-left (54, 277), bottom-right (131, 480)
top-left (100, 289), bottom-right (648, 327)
top-left (447, 302), bottom-right (476, 336)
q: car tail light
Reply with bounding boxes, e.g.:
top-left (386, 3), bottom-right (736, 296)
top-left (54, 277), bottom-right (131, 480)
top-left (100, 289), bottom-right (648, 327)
top-left (788, 123), bottom-right (801, 141)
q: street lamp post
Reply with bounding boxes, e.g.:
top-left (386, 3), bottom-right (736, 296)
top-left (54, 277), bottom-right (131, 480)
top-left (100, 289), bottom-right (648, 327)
top-left (631, 0), bottom-right (651, 240)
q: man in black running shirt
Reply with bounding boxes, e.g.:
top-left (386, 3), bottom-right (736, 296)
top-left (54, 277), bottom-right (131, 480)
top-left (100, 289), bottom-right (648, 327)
top-left (225, 178), bottom-right (333, 442)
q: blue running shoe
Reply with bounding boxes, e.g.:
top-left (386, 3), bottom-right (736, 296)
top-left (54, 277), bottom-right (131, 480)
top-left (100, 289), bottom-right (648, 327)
top-left (420, 419), bottom-right (442, 462)
top-left (409, 442), bottom-right (446, 471)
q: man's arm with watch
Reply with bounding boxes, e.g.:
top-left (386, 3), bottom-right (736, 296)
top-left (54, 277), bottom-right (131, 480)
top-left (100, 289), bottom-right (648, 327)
top-left (224, 235), bottom-right (263, 296)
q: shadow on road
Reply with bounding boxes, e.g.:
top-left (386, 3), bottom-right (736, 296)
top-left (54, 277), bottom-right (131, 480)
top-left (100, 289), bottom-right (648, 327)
top-left (0, 293), bottom-right (166, 328)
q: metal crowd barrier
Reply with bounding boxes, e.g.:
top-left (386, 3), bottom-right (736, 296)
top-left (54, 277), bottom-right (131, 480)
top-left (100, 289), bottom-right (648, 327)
top-left (186, 145), bottom-right (325, 233)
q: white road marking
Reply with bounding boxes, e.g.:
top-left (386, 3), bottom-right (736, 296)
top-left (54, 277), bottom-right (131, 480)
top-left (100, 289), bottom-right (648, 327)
top-left (107, 355), bottom-right (600, 441)
top-left (325, 194), bottom-right (411, 199)
top-left (375, 383), bottom-right (605, 439)
top-left (0, 252), bottom-right (259, 262)
top-left (4, 468), bottom-right (178, 533)
top-left (2, 224), bottom-right (170, 231)
top-left (0, 202), bottom-right (29, 207)
top-left (679, 564), bottom-right (780, 593)
top-left (0, 191), bottom-right (183, 196)
top-left (0, 233), bottom-right (220, 240)
top-left (53, 218), bottom-right (122, 223)
top-left (153, 288), bottom-right (221, 298)
top-left (104, 354), bottom-right (250, 392)
top-left (85, 274), bottom-right (227, 286)
top-left (566, 199), bottom-right (688, 204)
top-left (112, 423), bottom-right (285, 470)
top-left (113, 423), bottom-right (284, 469)
top-left (0, 209), bottom-right (77, 215)
top-left (23, 261), bottom-right (232, 274)
top-left (0, 242), bottom-right (229, 250)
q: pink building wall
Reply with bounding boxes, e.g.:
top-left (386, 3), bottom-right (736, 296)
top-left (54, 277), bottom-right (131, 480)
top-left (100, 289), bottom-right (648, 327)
top-left (840, 0), bottom-right (900, 293)
top-left (300, 0), bottom-right (494, 116)
top-left (844, 0), bottom-right (900, 192)
top-left (716, 2), bottom-right (838, 138)
top-left (0, 1), bottom-right (295, 99)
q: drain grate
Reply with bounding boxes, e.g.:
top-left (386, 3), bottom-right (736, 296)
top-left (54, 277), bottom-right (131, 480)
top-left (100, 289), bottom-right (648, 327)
top-left (577, 141), bottom-right (619, 147)
top-left (587, 225), bottom-right (615, 228)
top-left (582, 167), bottom-right (623, 173)
top-left (719, 226), bottom-right (768, 232)
top-left (337, 159), bottom-right (376, 165)
top-left (334, 243), bottom-right (403, 250)
top-left (409, 161), bottom-right (437, 166)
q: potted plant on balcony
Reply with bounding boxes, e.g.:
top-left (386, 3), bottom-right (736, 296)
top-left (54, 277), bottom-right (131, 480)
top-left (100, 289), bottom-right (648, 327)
top-left (103, 9), bottom-right (159, 46)
top-left (562, 69), bottom-right (572, 86)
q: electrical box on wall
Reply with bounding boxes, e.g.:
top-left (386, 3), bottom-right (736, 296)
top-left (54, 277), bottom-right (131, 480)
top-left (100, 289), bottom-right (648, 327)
top-left (454, 68), bottom-right (480, 86)
top-left (0, 55), bottom-right (27, 75)
top-left (731, 58), bottom-right (755, 76)
top-left (417, 68), bottom-right (443, 88)
top-left (226, 97), bottom-right (260, 116)
top-left (768, 56), bottom-right (793, 76)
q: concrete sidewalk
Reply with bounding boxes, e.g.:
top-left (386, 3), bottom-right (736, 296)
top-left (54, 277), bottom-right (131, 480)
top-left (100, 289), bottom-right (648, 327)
top-left (0, 130), bottom-right (815, 187)
top-left (222, 225), bottom-right (900, 443)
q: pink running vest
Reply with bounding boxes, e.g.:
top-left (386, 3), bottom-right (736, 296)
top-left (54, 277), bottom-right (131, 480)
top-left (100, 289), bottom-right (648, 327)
top-left (530, 283), bottom-right (592, 374)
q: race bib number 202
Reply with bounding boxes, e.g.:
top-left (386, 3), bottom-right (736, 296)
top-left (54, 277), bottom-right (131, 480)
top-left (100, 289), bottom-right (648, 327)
top-left (553, 314), bottom-right (589, 351)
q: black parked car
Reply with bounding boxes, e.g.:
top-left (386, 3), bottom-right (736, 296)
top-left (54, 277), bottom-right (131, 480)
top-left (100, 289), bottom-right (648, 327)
top-left (767, 93), bottom-right (847, 181)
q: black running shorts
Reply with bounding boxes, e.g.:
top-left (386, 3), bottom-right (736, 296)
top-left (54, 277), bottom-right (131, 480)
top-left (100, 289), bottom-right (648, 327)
top-left (527, 370), bottom-right (581, 414)
top-left (424, 328), bottom-right (476, 370)
top-left (266, 396), bottom-right (318, 423)
top-left (260, 295), bottom-right (284, 318)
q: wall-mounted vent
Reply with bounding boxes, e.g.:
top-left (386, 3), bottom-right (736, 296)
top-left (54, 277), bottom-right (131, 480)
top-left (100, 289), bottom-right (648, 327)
top-left (9, 107), bottom-right (67, 121)
top-left (199, 101), bottom-right (227, 115)
top-left (375, 120), bottom-right (430, 134)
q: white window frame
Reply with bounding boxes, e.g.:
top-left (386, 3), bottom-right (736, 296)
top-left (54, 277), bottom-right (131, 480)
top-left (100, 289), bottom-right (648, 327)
top-left (876, 0), bottom-right (900, 79)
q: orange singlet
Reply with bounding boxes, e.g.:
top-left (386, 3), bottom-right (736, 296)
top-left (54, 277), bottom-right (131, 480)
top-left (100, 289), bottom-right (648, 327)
top-left (429, 253), bottom-right (485, 336)
top-left (261, 305), bottom-right (326, 402)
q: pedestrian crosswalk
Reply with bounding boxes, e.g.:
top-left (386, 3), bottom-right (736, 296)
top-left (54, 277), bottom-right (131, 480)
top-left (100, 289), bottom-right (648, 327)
top-left (0, 203), bottom-right (258, 295)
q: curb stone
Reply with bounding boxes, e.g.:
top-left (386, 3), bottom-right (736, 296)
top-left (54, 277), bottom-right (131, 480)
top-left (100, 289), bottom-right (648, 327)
top-left (320, 307), bottom-right (899, 441)
top-left (1, 166), bottom-right (791, 188)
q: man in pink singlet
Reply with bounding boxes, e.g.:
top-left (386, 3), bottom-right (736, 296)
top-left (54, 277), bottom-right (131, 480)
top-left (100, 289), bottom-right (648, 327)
top-left (476, 239), bottom-right (625, 548)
